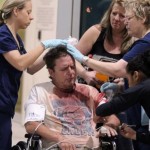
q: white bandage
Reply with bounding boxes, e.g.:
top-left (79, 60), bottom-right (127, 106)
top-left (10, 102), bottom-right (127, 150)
top-left (98, 97), bottom-right (107, 106)
top-left (25, 104), bottom-right (46, 124)
top-left (68, 36), bottom-right (78, 46)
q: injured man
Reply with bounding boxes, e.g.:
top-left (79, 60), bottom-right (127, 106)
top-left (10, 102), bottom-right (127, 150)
top-left (24, 45), bottom-right (119, 150)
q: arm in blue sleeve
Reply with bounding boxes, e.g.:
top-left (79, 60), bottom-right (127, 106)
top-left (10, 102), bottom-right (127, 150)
top-left (123, 39), bottom-right (150, 62)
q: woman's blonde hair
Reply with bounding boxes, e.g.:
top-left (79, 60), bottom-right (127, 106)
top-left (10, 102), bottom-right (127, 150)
top-left (100, 0), bottom-right (133, 54)
top-left (0, 0), bottom-right (31, 25)
top-left (124, 0), bottom-right (150, 29)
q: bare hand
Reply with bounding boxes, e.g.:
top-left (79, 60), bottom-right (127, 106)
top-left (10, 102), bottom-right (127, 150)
top-left (96, 125), bottom-right (118, 138)
top-left (83, 70), bottom-right (101, 86)
top-left (119, 123), bottom-right (136, 140)
top-left (113, 78), bottom-right (125, 91)
top-left (59, 141), bottom-right (76, 150)
top-left (57, 136), bottom-right (77, 150)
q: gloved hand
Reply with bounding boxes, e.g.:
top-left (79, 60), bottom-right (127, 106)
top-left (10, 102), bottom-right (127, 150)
top-left (41, 39), bottom-right (68, 49)
top-left (67, 44), bottom-right (84, 62)
top-left (100, 82), bottom-right (119, 93)
top-left (100, 82), bottom-right (119, 101)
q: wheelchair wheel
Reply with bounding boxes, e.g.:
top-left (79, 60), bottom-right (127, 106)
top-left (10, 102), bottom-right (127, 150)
top-left (11, 141), bottom-right (27, 150)
top-left (25, 133), bottom-right (41, 150)
top-left (101, 141), bottom-right (116, 150)
top-left (100, 136), bottom-right (117, 150)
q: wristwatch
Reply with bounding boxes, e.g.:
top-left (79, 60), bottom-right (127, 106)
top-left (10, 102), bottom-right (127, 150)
top-left (82, 56), bottom-right (89, 64)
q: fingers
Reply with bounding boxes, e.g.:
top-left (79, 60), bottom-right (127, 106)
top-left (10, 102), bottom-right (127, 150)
top-left (85, 73), bottom-right (99, 86)
top-left (59, 142), bottom-right (76, 150)
top-left (105, 126), bottom-right (118, 137)
top-left (113, 78), bottom-right (123, 83)
top-left (119, 124), bottom-right (128, 135)
top-left (88, 79), bottom-right (99, 86)
top-left (119, 123), bottom-right (128, 131)
top-left (113, 78), bottom-right (125, 90)
top-left (98, 125), bottom-right (118, 137)
top-left (118, 123), bottom-right (137, 140)
top-left (57, 136), bottom-right (76, 150)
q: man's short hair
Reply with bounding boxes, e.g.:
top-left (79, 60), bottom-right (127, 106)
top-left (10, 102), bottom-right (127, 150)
top-left (43, 45), bottom-right (75, 70)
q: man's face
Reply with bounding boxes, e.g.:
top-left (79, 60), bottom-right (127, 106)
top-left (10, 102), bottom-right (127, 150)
top-left (49, 55), bottom-right (76, 91)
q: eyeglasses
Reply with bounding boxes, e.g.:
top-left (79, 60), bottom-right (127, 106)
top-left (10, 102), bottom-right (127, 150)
top-left (125, 15), bottom-right (135, 21)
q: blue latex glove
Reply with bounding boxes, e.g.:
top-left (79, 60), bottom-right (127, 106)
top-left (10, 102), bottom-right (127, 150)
top-left (67, 44), bottom-right (84, 62)
top-left (100, 82), bottom-right (119, 101)
top-left (41, 39), bottom-right (68, 49)
top-left (100, 82), bottom-right (119, 94)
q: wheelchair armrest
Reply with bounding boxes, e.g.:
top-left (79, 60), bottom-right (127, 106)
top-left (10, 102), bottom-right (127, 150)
top-left (100, 135), bottom-right (117, 142)
top-left (25, 133), bottom-right (42, 149)
top-left (25, 133), bottom-right (41, 140)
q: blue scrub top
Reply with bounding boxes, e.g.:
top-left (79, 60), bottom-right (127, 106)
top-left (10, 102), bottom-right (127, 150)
top-left (122, 32), bottom-right (150, 126)
top-left (123, 32), bottom-right (150, 62)
top-left (0, 24), bottom-right (26, 117)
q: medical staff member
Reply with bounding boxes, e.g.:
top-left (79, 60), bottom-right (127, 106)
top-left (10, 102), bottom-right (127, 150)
top-left (67, 0), bottom-right (150, 149)
top-left (0, 0), bottom-right (66, 149)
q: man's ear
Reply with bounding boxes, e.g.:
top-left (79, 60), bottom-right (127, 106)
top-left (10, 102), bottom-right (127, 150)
top-left (48, 69), bottom-right (54, 78)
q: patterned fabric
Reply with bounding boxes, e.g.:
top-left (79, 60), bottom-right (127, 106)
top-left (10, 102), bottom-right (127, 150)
top-left (25, 82), bottom-right (101, 149)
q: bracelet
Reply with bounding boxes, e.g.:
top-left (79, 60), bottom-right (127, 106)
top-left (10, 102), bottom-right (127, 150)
top-left (82, 56), bottom-right (89, 64)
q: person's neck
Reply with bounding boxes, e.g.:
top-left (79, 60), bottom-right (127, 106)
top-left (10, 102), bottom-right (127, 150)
top-left (111, 30), bottom-right (124, 45)
top-left (6, 22), bottom-right (21, 47)
top-left (53, 84), bottom-right (76, 96)
top-left (143, 29), bottom-right (150, 37)
top-left (6, 21), bottom-right (18, 37)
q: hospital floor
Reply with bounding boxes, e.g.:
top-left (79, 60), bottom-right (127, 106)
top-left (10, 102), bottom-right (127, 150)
top-left (12, 112), bottom-right (26, 146)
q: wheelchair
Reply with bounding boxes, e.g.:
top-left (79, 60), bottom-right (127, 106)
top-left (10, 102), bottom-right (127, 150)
top-left (11, 134), bottom-right (41, 150)
top-left (100, 136), bottom-right (117, 150)
top-left (12, 133), bottom-right (117, 150)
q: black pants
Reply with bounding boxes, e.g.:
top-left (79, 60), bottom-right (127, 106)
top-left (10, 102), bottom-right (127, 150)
top-left (116, 112), bottom-right (133, 150)
top-left (0, 113), bottom-right (12, 150)
top-left (133, 126), bottom-right (150, 150)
